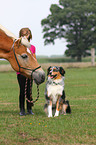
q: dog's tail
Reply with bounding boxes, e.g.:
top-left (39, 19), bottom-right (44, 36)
top-left (65, 100), bottom-right (71, 114)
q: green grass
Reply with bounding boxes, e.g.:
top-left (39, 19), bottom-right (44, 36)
top-left (0, 68), bottom-right (96, 145)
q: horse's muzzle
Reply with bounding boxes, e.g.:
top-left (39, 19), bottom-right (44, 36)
top-left (32, 69), bottom-right (45, 85)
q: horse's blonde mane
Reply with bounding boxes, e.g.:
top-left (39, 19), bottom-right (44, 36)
top-left (0, 24), bottom-right (17, 40)
top-left (0, 24), bottom-right (31, 48)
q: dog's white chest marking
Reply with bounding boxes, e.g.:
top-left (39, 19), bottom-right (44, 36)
top-left (48, 84), bottom-right (64, 104)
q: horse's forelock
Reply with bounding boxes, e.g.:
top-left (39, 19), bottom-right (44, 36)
top-left (21, 37), bottom-right (31, 48)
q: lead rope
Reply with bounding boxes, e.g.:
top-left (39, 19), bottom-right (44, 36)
top-left (25, 78), bottom-right (39, 106)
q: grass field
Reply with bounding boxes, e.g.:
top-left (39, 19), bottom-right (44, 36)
top-left (0, 67), bottom-right (96, 145)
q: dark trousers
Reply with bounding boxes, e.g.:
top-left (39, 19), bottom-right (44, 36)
top-left (17, 74), bottom-right (32, 112)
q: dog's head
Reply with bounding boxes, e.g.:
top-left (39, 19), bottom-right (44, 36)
top-left (47, 66), bottom-right (65, 79)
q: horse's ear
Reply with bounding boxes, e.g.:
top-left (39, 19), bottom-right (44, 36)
top-left (15, 38), bottom-right (22, 47)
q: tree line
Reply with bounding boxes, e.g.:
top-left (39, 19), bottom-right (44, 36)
top-left (41, 0), bottom-right (96, 61)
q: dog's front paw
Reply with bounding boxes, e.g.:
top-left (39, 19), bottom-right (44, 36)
top-left (54, 110), bottom-right (59, 117)
top-left (48, 105), bottom-right (52, 117)
top-left (48, 114), bottom-right (53, 117)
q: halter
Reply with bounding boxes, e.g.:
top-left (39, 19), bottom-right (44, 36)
top-left (11, 39), bottom-right (41, 105)
top-left (12, 39), bottom-right (41, 74)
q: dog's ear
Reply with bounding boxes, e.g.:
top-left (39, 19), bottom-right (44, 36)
top-left (47, 66), bottom-right (52, 76)
top-left (59, 67), bottom-right (65, 76)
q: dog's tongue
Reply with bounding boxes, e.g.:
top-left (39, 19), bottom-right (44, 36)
top-left (50, 75), bottom-right (57, 79)
top-left (50, 76), bottom-right (54, 79)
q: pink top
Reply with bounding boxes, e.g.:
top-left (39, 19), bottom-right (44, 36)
top-left (16, 45), bottom-right (36, 75)
top-left (30, 45), bottom-right (36, 54)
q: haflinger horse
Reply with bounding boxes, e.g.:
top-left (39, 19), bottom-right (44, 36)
top-left (0, 24), bottom-right (45, 84)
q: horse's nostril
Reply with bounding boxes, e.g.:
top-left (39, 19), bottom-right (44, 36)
top-left (33, 71), bottom-right (45, 84)
top-left (41, 74), bottom-right (45, 82)
top-left (42, 75), bottom-right (45, 80)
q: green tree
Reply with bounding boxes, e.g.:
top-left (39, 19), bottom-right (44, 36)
top-left (41, 0), bottom-right (96, 61)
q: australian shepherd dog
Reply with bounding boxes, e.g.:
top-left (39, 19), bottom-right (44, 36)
top-left (44, 66), bottom-right (71, 117)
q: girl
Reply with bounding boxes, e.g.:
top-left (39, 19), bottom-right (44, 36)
top-left (17, 28), bottom-right (36, 116)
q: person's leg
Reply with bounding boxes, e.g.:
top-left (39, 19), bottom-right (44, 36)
top-left (26, 79), bottom-right (34, 115)
top-left (17, 74), bottom-right (26, 116)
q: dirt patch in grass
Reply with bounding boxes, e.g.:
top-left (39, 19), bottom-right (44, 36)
top-left (72, 84), bottom-right (89, 87)
top-left (0, 102), bottom-right (16, 105)
top-left (0, 64), bottom-right (14, 72)
top-left (0, 62), bottom-right (95, 72)
top-left (41, 62), bottom-right (95, 69)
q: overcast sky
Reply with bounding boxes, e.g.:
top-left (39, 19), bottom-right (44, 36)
top-left (0, 0), bottom-right (67, 56)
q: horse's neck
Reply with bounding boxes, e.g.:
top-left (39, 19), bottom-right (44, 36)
top-left (0, 49), bottom-right (8, 59)
top-left (0, 31), bottom-right (13, 59)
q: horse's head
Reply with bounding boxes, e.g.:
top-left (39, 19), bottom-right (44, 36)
top-left (0, 26), bottom-right (45, 84)
top-left (8, 39), bottom-right (45, 84)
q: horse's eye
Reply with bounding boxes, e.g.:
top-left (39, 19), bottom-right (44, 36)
top-left (21, 54), bottom-right (28, 59)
